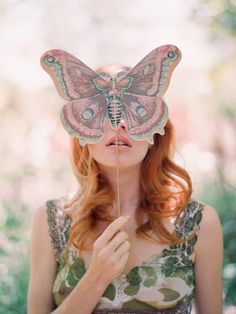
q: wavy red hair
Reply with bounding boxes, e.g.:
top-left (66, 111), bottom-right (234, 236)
top-left (65, 120), bottom-right (192, 251)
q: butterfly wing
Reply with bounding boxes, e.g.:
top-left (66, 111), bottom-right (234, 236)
top-left (118, 45), bottom-right (181, 142)
top-left (40, 49), bottom-right (103, 100)
top-left (41, 49), bottom-right (111, 145)
top-left (61, 94), bottom-right (108, 145)
top-left (121, 45), bottom-right (181, 97)
top-left (121, 94), bottom-right (168, 143)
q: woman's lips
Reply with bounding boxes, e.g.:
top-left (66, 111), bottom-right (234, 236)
top-left (106, 144), bottom-right (131, 152)
top-left (106, 136), bottom-right (132, 147)
top-left (105, 135), bottom-right (132, 152)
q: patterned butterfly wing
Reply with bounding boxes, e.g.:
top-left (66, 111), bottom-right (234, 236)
top-left (61, 94), bottom-right (108, 145)
top-left (120, 93), bottom-right (168, 143)
top-left (40, 49), bottom-right (102, 100)
top-left (118, 45), bottom-right (181, 143)
top-left (40, 49), bottom-right (110, 145)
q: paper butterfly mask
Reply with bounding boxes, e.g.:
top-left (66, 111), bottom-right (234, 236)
top-left (40, 45), bottom-right (181, 146)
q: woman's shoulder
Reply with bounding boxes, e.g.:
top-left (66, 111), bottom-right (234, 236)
top-left (174, 198), bottom-right (204, 239)
top-left (194, 201), bottom-right (223, 288)
top-left (187, 198), bottom-right (221, 231)
top-left (175, 197), bottom-right (221, 241)
top-left (46, 195), bottom-right (70, 221)
top-left (186, 199), bottom-right (223, 253)
top-left (34, 195), bottom-right (70, 217)
top-left (196, 202), bottom-right (222, 239)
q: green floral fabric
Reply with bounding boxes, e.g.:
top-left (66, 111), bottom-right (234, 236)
top-left (46, 198), bottom-right (204, 313)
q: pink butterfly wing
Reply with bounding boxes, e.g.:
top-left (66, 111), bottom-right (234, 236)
top-left (40, 49), bottom-right (101, 100)
top-left (122, 94), bottom-right (168, 143)
top-left (123, 45), bottom-right (181, 97)
top-left (41, 49), bottom-right (111, 145)
top-left (61, 94), bottom-right (108, 145)
top-left (118, 45), bottom-right (181, 142)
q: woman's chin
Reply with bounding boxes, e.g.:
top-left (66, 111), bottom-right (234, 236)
top-left (98, 161), bottom-right (141, 172)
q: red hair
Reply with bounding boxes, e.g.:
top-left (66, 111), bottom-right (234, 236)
top-left (65, 65), bottom-right (192, 251)
top-left (65, 119), bottom-right (192, 251)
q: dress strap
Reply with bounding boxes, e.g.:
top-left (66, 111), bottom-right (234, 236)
top-left (175, 198), bottom-right (205, 241)
top-left (46, 197), bottom-right (71, 260)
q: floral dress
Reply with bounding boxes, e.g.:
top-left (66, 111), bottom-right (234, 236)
top-left (46, 197), bottom-right (204, 313)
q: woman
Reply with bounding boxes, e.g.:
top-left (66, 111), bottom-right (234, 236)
top-left (28, 51), bottom-right (223, 313)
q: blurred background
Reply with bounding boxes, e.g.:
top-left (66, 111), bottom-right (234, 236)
top-left (0, 0), bottom-right (235, 313)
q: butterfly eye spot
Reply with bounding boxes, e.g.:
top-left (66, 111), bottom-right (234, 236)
top-left (45, 56), bottom-right (56, 64)
top-left (167, 51), bottom-right (177, 59)
top-left (136, 106), bottom-right (148, 118)
top-left (82, 108), bottom-right (94, 120)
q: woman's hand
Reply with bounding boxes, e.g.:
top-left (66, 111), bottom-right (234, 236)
top-left (87, 215), bottom-right (130, 284)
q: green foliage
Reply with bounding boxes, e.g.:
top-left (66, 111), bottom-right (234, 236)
top-left (225, 274), bottom-right (236, 304)
top-left (192, 0), bottom-right (236, 39)
top-left (0, 256), bottom-right (29, 314)
top-left (0, 201), bottom-right (30, 313)
top-left (192, 0), bottom-right (236, 305)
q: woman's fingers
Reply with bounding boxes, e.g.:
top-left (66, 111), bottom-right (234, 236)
top-left (116, 252), bottom-right (130, 275)
top-left (105, 230), bottom-right (128, 252)
top-left (113, 240), bottom-right (130, 258)
top-left (94, 216), bottom-right (130, 247)
top-left (89, 215), bottom-right (131, 282)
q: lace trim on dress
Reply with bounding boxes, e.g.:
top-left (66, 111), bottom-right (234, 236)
top-left (175, 198), bottom-right (204, 240)
top-left (46, 197), bottom-right (71, 261)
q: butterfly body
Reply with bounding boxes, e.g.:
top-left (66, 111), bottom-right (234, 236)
top-left (92, 73), bottom-right (134, 130)
top-left (41, 45), bottom-right (181, 145)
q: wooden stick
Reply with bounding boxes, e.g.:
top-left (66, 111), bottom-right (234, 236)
top-left (115, 133), bottom-right (123, 289)
top-left (115, 133), bottom-right (120, 218)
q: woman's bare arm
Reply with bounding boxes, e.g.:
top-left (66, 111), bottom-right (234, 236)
top-left (194, 204), bottom-right (223, 314)
top-left (28, 206), bottom-right (130, 314)
top-left (28, 206), bottom-right (58, 313)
